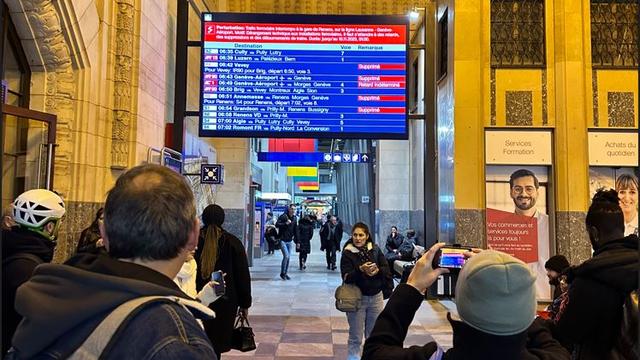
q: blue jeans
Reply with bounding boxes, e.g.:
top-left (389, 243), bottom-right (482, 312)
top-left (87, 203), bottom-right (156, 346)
top-left (346, 292), bottom-right (384, 360)
top-left (280, 240), bottom-right (293, 275)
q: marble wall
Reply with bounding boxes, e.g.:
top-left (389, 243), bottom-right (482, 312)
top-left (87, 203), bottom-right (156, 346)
top-left (454, 209), bottom-right (485, 248)
top-left (54, 201), bottom-right (104, 263)
top-left (556, 211), bottom-right (591, 265)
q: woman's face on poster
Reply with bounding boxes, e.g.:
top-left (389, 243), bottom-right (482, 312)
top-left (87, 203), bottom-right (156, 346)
top-left (617, 183), bottom-right (638, 215)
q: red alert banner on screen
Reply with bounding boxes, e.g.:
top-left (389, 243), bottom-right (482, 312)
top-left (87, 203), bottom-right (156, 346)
top-left (486, 208), bottom-right (539, 263)
top-left (204, 23), bottom-right (406, 44)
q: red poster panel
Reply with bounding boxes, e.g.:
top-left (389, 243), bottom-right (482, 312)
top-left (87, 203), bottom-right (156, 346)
top-left (486, 208), bottom-right (539, 263)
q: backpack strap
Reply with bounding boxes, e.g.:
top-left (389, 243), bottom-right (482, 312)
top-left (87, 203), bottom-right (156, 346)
top-left (69, 296), bottom-right (214, 360)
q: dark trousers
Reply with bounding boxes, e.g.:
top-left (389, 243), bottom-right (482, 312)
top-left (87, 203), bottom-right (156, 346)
top-left (299, 251), bottom-right (308, 268)
top-left (266, 236), bottom-right (276, 254)
top-left (325, 243), bottom-right (336, 268)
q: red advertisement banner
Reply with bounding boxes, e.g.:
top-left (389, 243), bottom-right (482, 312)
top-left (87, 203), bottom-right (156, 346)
top-left (486, 208), bottom-right (539, 263)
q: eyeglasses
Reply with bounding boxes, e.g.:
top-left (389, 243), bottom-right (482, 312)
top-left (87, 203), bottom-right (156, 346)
top-left (512, 186), bottom-right (536, 194)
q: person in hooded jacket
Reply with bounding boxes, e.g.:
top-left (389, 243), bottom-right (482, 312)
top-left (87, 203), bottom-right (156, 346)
top-left (195, 204), bottom-right (252, 359)
top-left (75, 208), bottom-right (104, 254)
top-left (2, 189), bottom-right (65, 357)
top-left (552, 189), bottom-right (639, 360)
top-left (7, 165), bottom-right (217, 359)
top-left (362, 244), bottom-right (571, 360)
top-left (296, 214), bottom-right (315, 270)
top-left (341, 222), bottom-right (391, 360)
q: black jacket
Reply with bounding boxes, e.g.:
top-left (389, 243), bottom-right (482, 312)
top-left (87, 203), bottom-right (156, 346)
top-left (340, 240), bottom-right (390, 296)
top-left (2, 228), bottom-right (55, 356)
top-left (363, 284), bottom-right (571, 360)
top-left (76, 223), bottom-right (102, 254)
top-left (385, 233), bottom-right (404, 253)
top-left (9, 252), bottom-right (215, 359)
top-left (320, 221), bottom-right (343, 250)
top-left (553, 234), bottom-right (639, 360)
top-left (276, 213), bottom-right (298, 242)
top-left (296, 217), bottom-right (314, 253)
top-left (195, 229), bottom-right (252, 354)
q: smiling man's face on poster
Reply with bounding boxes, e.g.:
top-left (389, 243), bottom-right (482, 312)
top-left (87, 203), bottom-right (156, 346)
top-left (511, 175), bottom-right (539, 215)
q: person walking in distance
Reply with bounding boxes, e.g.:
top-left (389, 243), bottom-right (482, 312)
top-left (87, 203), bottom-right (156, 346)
top-left (276, 204), bottom-right (298, 280)
top-left (320, 215), bottom-right (343, 270)
top-left (296, 214), bottom-right (315, 270)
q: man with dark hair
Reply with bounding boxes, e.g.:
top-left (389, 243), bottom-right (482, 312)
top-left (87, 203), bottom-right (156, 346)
top-left (276, 204), bottom-right (298, 280)
top-left (320, 215), bottom-right (343, 270)
top-left (552, 189), bottom-right (639, 359)
top-left (544, 255), bottom-right (570, 300)
top-left (509, 168), bottom-right (550, 299)
top-left (8, 164), bottom-right (217, 359)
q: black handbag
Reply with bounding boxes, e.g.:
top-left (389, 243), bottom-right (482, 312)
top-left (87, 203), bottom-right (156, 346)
top-left (231, 309), bottom-right (256, 352)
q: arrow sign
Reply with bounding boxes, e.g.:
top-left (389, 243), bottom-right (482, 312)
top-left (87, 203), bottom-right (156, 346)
top-left (361, 154), bottom-right (369, 162)
top-left (201, 164), bottom-right (224, 184)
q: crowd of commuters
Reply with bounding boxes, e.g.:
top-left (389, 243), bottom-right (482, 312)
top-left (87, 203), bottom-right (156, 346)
top-left (1, 163), bottom-right (637, 360)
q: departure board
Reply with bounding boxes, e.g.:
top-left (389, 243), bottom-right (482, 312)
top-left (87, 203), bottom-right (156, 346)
top-left (199, 13), bottom-right (409, 139)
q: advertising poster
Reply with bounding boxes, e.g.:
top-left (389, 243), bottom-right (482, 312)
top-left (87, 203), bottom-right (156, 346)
top-left (486, 166), bottom-right (551, 300)
top-left (589, 168), bottom-right (638, 237)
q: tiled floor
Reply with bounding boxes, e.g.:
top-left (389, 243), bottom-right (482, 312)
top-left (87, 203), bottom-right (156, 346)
top-left (223, 233), bottom-right (453, 360)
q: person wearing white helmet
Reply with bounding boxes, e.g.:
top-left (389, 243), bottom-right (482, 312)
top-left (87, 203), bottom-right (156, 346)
top-left (2, 189), bottom-right (65, 355)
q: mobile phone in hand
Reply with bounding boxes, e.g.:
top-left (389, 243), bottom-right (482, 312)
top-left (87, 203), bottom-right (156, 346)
top-left (211, 270), bottom-right (225, 296)
top-left (432, 247), bottom-right (471, 270)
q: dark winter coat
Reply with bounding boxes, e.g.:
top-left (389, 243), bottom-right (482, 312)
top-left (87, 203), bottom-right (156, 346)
top-left (195, 229), bottom-right (252, 354)
top-left (320, 220), bottom-right (343, 250)
top-left (2, 227), bottom-right (55, 356)
top-left (340, 240), bottom-right (391, 297)
top-left (76, 223), bottom-right (102, 253)
top-left (276, 213), bottom-right (298, 242)
top-left (8, 252), bottom-right (216, 359)
top-left (552, 234), bottom-right (639, 360)
top-left (296, 217), bottom-right (314, 253)
top-left (384, 233), bottom-right (404, 253)
top-left (363, 284), bottom-right (571, 360)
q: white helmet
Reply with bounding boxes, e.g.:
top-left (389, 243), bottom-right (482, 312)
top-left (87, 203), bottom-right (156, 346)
top-left (12, 189), bottom-right (65, 240)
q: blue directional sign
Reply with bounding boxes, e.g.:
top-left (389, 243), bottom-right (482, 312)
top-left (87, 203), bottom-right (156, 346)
top-left (342, 153), bottom-right (352, 163)
top-left (201, 164), bottom-right (224, 184)
top-left (351, 153), bottom-right (360, 163)
top-left (256, 152), bottom-right (369, 164)
top-left (332, 153), bottom-right (343, 163)
top-left (323, 153), bottom-right (332, 162)
top-left (360, 154), bottom-right (370, 163)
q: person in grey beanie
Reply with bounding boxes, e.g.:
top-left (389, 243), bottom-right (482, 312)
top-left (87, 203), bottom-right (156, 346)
top-left (362, 243), bottom-right (570, 360)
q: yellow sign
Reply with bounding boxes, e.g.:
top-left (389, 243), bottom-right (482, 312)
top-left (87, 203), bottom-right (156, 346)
top-left (588, 131), bottom-right (638, 166)
top-left (299, 186), bottom-right (319, 191)
top-left (287, 167), bottom-right (318, 177)
top-left (485, 130), bottom-right (552, 165)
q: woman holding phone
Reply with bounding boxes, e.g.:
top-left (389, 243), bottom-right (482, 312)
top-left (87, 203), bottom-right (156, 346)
top-left (195, 204), bottom-right (252, 359)
top-left (340, 222), bottom-right (391, 360)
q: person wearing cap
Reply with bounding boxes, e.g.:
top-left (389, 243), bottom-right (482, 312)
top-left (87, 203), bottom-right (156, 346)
top-left (362, 243), bottom-right (570, 360)
top-left (552, 189), bottom-right (639, 359)
top-left (544, 255), bottom-right (570, 301)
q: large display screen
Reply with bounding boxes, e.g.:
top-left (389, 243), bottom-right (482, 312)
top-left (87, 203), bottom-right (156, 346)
top-left (199, 13), bottom-right (409, 139)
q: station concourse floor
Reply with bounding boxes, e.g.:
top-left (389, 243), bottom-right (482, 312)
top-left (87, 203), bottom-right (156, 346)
top-left (223, 232), bottom-right (454, 360)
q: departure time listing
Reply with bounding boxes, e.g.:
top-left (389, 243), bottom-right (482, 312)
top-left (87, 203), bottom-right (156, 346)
top-left (200, 21), bottom-right (407, 135)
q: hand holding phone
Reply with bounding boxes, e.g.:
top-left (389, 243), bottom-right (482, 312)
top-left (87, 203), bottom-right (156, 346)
top-left (211, 270), bottom-right (225, 296)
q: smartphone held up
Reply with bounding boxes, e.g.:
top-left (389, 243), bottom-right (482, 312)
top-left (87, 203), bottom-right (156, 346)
top-left (211, 270), bottom-right (226, 296)
top-left (432, 246), bottom-right (471, 270)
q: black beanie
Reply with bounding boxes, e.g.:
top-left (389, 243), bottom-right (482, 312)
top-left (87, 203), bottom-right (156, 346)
top-left (202, 204), bottom-right (225, 227)
top-left (544, 255), bottom-right (570, 273)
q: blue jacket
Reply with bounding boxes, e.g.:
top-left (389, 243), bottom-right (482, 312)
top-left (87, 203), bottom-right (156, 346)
top-left (8, 253), bottom-right (217, 359)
